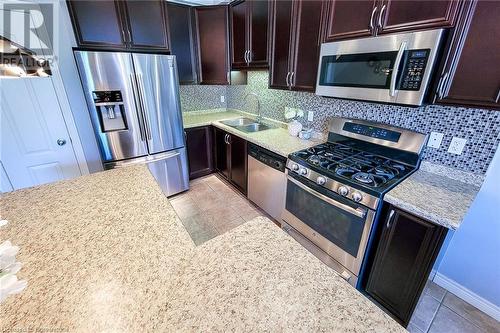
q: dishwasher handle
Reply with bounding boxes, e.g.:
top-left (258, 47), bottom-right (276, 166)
top-left (248, 143), bottom-right (286, 172)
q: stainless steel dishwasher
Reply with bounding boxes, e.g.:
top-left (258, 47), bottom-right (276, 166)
top-left (247, 143), bottom-right (287, 221)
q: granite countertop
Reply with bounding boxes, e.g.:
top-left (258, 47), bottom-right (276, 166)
top-left (183, 109), bottom-right (323, 157)
top-left (163, 217), bottom-right (406, 332)
top-left (1, 166), bottom-right (405, 332)
top-left (384, 161), bottom-right (483, 230)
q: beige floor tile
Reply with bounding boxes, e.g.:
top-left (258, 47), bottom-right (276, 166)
top-left (407, 322), bottom-right (425, 333)
top-left (429, 305), bottom-right (482, 333)
top-left (240, 209), bottom-right (263, 222)
top-left (213, 217), bottom-right (246, 235)
top-left (425, 280), bottom-right (447, 302)
top-left (443, 292), bottom-right (500, 333)
top-left (411, 294), bottom-right (441, 332)
top-left (192, 191), bottom-right (224, 210)
top-left (205, 205), bottom-right (240, 222)
top-left (171, 198), bottom-right (200, 220)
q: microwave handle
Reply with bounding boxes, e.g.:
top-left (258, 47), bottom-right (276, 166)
top-left (390, 41), bottom-right (407, 97)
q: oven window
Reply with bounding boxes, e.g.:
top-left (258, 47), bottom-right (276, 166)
top-left (319, 51), bottom-right (397, 89)
top-left (285, 179), bottom-right (366, 257)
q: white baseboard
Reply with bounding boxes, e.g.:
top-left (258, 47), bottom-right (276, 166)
top-left (433, 272), bottom-right (500, 322)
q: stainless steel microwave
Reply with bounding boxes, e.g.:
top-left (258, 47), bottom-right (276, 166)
top-left (315, 29), bottom-right (444, 106)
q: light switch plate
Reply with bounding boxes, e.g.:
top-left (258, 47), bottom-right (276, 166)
top-left (428, 132), bottom-right (444, 149)
top-left (448, 137), bottom-right (467, 155)
top-left (220, 95), bottom-right (225, 103)
top-left (307, 111), bottom-right (314, 122)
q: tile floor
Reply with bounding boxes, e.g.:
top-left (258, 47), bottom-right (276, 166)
top-left (409, 280), bottom-right (500, 333)
top-left (170, 174), bottom-right (499, 333)
top-left (169, 174), bottom-right (267, 246)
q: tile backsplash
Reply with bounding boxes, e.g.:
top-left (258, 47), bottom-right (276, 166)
top-left (180, 71), bottom-right (500, 174)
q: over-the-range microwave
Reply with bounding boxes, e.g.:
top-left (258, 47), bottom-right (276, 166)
top-left (315, 29), bottom-right (444, 106)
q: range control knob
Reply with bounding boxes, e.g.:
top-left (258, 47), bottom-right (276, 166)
top-left (316, 176), bottom-right (326, 185)
top-left (299, 168), bottom-right (308, 175)
top-left (338, 186), bottom-right (349, 196)
top-left (352, 191), bottom-right (363, 202)
top-left (291, 164), bottom-right (299, 171)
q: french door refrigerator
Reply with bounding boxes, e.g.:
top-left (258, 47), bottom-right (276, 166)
top-left (74, 51), bottom-right (189, 196)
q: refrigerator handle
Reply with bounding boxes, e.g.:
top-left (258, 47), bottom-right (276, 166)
top-left (129, 74), bottom-right (146, 141)
top-left (136, 73), bottom-right (153, 141)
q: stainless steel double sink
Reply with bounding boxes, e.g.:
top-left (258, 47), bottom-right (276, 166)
top-left (220, 117), bottom-right (275, 133)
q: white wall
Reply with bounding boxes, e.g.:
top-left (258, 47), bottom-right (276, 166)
top-left (434, 143), bottom-right (500, 320)
top-left (53, 0), bottom-right (102, 173)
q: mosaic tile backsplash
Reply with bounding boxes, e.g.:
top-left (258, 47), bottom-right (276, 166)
top-left (180, 71), bottom-right (500, 174)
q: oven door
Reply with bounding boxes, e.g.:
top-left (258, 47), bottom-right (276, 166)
top-left (281, 172), bottom-right (375, 278)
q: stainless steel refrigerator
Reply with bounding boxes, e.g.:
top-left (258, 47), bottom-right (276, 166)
top-left (74, 51), bottom-right (189, 196)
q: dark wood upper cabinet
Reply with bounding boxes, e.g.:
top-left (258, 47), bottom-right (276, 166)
top-left (290, 0), bottom-right (325, 91)
top-left (230, 0), bottom-right (270, 69)
top-left (167, 2), bottom-right (198, 84)
top-left (67, 0), bottom-right (126, 47)
top-left (269, 0), bottom-right (294, 90)
top-left (323, 0), bottom-right (377, 42)
top-left (230, 0), bottom-right (248, 69)
top-left (195, 6), bottom-right (230, 85)
top-left (365, 205), bottom-right (447, 326)
top-left (434, 0), bottom-right (500, 109)
top-left (322, 0), bottom-right (459, 42)
top-left (378, 0), bottom-right (459, 35)
top-left (186, 126), bottom-right (214, 180)
top-left (67, 0), bottom-right (170, 52)
top-left (248, 0), bottom-right (270, 67)
top-left (121, 0), bottom-right (169, 50)
top-left (269, 0), bottom-right (324, 92)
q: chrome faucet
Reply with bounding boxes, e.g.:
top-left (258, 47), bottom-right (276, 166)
top-left (245, 92), bottom-right (262, 123)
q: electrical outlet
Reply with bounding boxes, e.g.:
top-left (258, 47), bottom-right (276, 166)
top-left (448, 137), bottom-right (467, 155)
top-left (220, 95), bottom-right (225, 103)
top-left (307, 111), bottom-right (314, 122)
top-left (427, 132), bottom-right (444, 149)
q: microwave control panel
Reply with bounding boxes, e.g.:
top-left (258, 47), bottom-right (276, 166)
top-left (399, 49), bottom-right (430, 91)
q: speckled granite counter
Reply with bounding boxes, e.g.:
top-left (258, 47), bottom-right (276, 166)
top-left (0, 165), bottom-right (195, 332)
top-left (183, 109), bottom-right (324, 157)
top-left (163, 217), bottom-right (406, 332)
top-left (1, 166), bottom-right (404, 332)
top-left (384, 162), bottom-right (482, 230)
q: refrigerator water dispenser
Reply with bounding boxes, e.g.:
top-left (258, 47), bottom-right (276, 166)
top-left (92, 90), bottom-right (128, 132)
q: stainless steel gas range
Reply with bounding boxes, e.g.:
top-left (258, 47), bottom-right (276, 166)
top-left (281, 117), bottom-right (427, 287)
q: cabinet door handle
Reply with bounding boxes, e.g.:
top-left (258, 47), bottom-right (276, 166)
top-left (244, 50), bottom-right (248, 63)
top-left (386, 209), bottom-right (395, 229)
top-left (437, 72), bottom-right (449, 99)
top-left (248, 50), bottom-right (252, 63)
top-left (227, 71), bottom-right (230, 84)
top-left (290, 72), bottom-right (295, 87)
top-left (285, 72), bottom-right (290, 87)
top-left (377, 5), bottom-right (386, 29)
top-left (369, 6), bottom-right (378, 35)
top-left (495, 88), bottom-right (499, 103)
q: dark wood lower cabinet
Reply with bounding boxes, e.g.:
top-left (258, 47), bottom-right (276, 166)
top-left (228, 134), bottom-right (247, 194)
top-left (214, 127), bottom-right (247, 195)
top-left (185, 126), bottom-right (214, 180)
top-left (214, 127), bottom-right (230, 179)
top-left (365, 205), bottom-right (448, 326)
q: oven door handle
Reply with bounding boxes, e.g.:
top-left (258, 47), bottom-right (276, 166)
top-left (390, 40), bottom-right (407, 97)
top-left (287, 175), bottom-right (367, 219)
